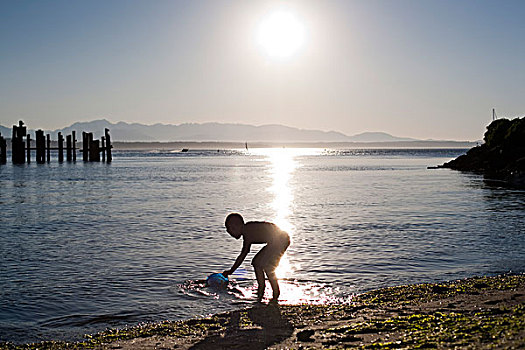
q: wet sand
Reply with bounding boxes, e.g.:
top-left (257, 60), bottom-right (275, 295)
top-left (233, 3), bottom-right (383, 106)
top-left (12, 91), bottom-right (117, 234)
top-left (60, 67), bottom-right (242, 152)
top-left (2, 274), bottom-right (524, 349)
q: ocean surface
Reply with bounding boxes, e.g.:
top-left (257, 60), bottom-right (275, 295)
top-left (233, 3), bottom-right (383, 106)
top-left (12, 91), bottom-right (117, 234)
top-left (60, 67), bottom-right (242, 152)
top-left (1, 148), bottom-right (524, 343)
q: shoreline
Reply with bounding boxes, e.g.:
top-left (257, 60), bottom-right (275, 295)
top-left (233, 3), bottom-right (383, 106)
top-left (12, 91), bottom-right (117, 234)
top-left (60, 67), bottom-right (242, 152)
top-left (0, 139), bottom-right (477, 152)
top-left (1, 274), bottom-right (524, 349)
top-left (111, 141), bottom-right (476, 151)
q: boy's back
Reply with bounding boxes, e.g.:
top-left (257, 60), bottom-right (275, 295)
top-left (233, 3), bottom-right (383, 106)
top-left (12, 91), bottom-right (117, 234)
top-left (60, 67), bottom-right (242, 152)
top-left (243, 221), bottom-right (289, 245)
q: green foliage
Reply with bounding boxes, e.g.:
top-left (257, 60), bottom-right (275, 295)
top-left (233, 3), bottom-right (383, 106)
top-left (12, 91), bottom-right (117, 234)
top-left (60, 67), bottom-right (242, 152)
top-left (484, 117), bottom-right (525, 149)
top-left (504, 117), bottom-right (525, 149)
top-left (484, 119), bottom-right (511, 147)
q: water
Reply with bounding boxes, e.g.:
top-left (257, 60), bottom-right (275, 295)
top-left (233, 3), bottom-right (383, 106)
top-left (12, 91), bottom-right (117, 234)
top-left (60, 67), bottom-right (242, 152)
top-left (1, 148), bottom-right (524, 343)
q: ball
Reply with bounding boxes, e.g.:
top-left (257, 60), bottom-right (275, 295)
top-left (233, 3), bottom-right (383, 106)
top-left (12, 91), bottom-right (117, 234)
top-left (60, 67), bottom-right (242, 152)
top-left (206, 273), bottom-right (229, 289)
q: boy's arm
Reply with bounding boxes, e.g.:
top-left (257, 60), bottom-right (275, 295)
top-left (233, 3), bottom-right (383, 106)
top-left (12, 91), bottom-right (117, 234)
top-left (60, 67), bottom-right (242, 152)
top-left (223, 240), bottom-right (250, 276)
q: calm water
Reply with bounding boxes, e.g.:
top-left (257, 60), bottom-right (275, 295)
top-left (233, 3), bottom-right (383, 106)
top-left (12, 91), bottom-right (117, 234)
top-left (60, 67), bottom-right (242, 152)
top-left (1, 148), bottom-right (524, 343)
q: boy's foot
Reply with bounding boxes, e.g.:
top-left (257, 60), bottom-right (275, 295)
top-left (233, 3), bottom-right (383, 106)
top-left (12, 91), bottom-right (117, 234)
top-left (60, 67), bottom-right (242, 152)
top-left (256, 287), bottom-right (265, 302)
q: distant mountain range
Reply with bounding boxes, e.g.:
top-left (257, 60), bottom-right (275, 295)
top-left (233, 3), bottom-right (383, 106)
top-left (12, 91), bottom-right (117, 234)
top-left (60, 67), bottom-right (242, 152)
top-left (1, 119), bottom-right (427, 143)
top-left (0, 119), bottom-right (478, 149)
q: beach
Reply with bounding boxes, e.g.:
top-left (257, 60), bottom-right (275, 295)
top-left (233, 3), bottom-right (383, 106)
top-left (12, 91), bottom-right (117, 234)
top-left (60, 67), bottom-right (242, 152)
top-left (1, 274), bottom-right (523, 349)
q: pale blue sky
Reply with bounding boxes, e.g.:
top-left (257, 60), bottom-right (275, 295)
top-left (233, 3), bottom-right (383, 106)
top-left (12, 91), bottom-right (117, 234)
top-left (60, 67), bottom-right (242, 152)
top-left (1, 0), bottom-right (524, 140)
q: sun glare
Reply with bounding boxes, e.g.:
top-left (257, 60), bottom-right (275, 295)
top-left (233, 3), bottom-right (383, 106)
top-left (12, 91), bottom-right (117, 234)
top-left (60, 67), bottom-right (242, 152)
top-left (256, 10), bottom-right (306, 60)
top-left (250, 148), bottom-right (321, 279)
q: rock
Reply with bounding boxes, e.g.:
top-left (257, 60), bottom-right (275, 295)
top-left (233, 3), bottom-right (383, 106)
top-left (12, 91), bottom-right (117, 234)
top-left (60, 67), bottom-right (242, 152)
top-left (296, 329), bottom-right (315, 342)
top-left (431, 285), bottom-right (450, 294)
top-left (439, 117), bottom-right (525, 187)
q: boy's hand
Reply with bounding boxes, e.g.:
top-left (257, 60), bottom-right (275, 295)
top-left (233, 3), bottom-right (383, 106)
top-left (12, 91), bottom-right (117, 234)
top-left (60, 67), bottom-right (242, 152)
top-left (222, 269), bottom-right (231, 277)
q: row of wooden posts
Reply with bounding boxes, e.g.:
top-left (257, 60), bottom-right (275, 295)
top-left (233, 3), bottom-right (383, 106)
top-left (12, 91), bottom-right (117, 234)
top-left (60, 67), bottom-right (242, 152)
top-left (0, 121), bottom-right (112, 164)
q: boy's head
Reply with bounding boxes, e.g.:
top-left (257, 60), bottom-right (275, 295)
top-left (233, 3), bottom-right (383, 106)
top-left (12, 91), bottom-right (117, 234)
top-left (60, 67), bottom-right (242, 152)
top-left (225, 213), bottom-right (244, 239)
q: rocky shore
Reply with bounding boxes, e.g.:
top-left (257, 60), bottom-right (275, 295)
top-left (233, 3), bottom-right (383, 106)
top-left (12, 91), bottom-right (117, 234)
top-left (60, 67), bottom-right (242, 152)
top-left (438, 117), bottom-right (525, 187)
top-left (1, 274), bottom-right (524, 349)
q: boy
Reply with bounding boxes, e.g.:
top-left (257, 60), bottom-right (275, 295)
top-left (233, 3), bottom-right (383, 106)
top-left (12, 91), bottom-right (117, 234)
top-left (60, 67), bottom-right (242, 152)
top-left (222, 213), bottom-right (290, 302)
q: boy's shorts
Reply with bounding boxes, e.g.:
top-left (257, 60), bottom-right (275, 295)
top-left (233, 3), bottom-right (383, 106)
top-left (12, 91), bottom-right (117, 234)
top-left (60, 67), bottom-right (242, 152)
top-left (251, 235), bottom-right (290, 272)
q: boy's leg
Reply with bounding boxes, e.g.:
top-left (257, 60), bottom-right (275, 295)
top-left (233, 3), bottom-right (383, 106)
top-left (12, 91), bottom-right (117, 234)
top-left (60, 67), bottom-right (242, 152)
top-left (264, 241), bottom-right (289, 301)
top-left (252, 246), bottom-right (270, 301)
top-left (254, 267), bottom-right (265, 301)
top-left (265, 269), bottom-right (280, 300)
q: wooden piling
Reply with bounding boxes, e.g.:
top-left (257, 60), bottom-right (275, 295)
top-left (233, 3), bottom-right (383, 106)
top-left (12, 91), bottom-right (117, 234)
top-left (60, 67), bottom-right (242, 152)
top-left (26, 133), bottom-right (31, 163)
top-left (66, 135), bottom-right (72, 161)
top-left (12, 121), bottom-right (27, 164)
top-left (58, 132), bottom-right (64, 162)
top-left (105, 128), bottom-right (112, 162)
top-left (36, 130), bottom-right (45, 164)
top-left (101, 136), bottom-right (106, 162)
top-left (89, 136), bottom-right (100, 162)
top-left (82, 132), bottom-right (88, 161)
top-left (38, 130), bottom-right (45, 164)
top-left (46, 134), bottom-right (51, 162)
top-left (72, 131), bottom-right (76, 162)
top-left (35, 130), bottom-right (40, 163)
top-left (0, 133), bottom-right (6, 164)
top-left (87, 133), bottom-right (93, 161)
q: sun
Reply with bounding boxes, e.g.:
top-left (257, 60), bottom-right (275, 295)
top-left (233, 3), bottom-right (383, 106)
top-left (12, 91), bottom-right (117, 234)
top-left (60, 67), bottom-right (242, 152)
top-left (256, 10), bottom-right (306, 60)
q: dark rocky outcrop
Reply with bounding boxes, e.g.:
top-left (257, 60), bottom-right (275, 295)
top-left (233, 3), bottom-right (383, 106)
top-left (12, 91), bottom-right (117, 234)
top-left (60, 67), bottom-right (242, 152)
top-left (439, 117), bottom-right (525, 187)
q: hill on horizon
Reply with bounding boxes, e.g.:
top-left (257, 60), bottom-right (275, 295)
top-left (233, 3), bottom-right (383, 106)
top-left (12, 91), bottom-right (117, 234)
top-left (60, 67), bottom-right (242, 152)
top-left (0, 119), bottom-right (437, 143)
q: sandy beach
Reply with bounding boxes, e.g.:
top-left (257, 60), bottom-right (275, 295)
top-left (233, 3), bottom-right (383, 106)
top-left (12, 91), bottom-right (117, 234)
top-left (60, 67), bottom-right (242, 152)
top-left (2, 274), bottom-right (523, 349)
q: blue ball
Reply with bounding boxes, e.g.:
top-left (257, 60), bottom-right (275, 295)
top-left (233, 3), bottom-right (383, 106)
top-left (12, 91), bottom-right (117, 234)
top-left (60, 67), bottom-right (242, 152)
top-left (206, 273), bottom-right (229, 289)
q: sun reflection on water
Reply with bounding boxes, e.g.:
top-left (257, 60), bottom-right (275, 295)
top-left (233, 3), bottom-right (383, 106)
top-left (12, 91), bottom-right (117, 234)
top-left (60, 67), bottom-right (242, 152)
top-left (251, 148), bottom-right (320, 232)
top-left (250, 148), bottom-right (327, 302)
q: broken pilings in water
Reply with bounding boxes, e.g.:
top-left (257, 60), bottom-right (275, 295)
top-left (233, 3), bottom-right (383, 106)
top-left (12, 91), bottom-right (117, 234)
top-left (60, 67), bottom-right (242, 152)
top-left (1, 120), bottom-right (113, 165)
top-left (81, 128), bottom-right (112, 162)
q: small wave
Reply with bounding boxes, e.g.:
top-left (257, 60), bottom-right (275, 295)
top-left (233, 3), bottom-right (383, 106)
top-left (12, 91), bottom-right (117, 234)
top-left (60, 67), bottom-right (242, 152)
top-left (178, 279), bottom-right (250, 301)
top-left (322, 149), bottom-right (468, 158)
top-left (178, 278), bottom-right (353, 305)
top-left (39, 310), bottom-right (141, 327)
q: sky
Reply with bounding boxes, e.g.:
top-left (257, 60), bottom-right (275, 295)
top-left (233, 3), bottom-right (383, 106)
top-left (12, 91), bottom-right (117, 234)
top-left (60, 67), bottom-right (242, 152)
top-left (1, 0), bottom-right (524, 141)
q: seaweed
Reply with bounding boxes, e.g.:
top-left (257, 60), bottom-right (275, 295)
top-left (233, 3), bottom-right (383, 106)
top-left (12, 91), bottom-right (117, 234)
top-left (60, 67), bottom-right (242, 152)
top-left (2, 275), bottom-right (524, 349)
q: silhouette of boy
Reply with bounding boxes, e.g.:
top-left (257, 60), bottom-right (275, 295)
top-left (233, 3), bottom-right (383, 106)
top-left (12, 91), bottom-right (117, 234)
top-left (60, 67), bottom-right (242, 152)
top-left (222, 213), bottom-right (290, 302)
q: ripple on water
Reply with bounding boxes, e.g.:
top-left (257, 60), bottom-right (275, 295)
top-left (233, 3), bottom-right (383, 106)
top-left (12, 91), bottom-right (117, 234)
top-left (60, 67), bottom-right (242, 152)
top-left (178, 277), bottom-right (353, 306)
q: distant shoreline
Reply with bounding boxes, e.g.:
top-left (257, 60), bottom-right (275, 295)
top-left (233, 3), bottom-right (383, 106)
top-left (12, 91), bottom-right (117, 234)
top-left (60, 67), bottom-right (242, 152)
top-left (112, 140), bottom-right (477, 151)
top-left (1, 139), bottom-right (476, 152)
